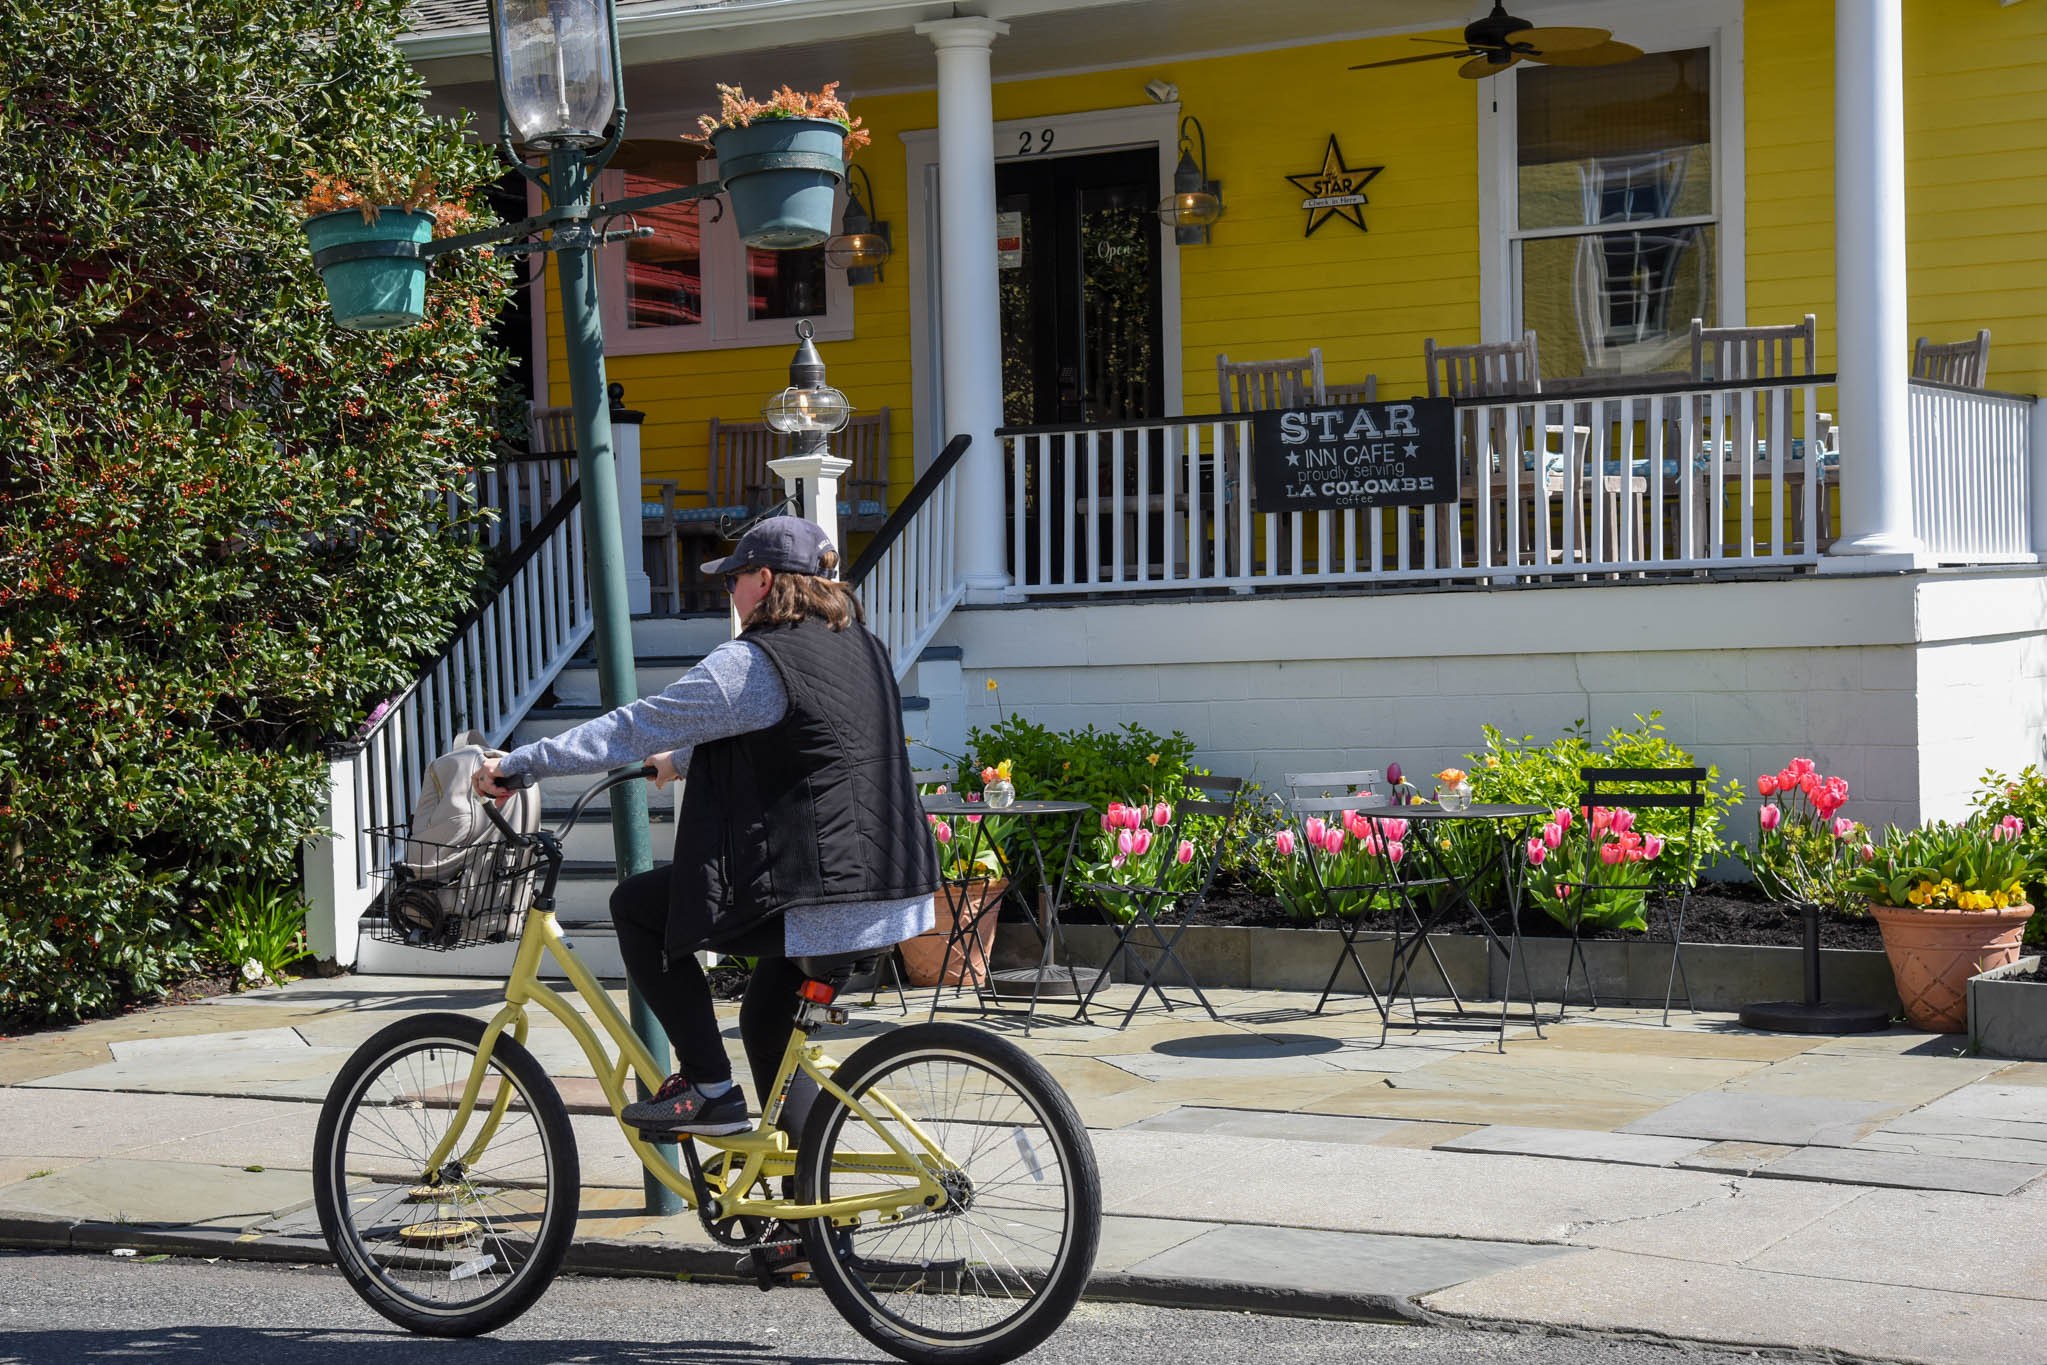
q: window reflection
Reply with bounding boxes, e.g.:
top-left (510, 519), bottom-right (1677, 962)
top-left (747, 245), bottom-right (827, 321)
top-left (623, 170), bottom-right (701, 330)
top-left (1515, 49), bottom-right (1714, 378)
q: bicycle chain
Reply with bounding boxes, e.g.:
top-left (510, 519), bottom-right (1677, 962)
top-left (740, 1208), bottom-right (957, 1255)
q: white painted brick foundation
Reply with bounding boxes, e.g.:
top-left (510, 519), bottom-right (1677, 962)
top-left (934, 567), bottom-right (2047, 831)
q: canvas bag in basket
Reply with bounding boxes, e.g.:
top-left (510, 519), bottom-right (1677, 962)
top-left (389, 730), bottom-right (540, 943)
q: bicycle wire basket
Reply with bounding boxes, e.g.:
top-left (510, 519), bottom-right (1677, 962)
top-left (366, 827), bottom-right (542, 950)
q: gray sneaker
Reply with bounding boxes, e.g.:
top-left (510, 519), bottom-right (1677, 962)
top-left (621, 1073), bottom-right (751, 1136)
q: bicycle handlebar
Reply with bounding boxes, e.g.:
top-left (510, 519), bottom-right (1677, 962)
top-left (479, 765), bottom-right (658, 850)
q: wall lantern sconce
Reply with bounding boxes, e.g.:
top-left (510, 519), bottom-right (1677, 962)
top-left (1157, 115), bottom-right (1222, 245)
top-left (762, 320), bottom-right (853, 456)
top-left (823, 164), bottom-right (892, 284)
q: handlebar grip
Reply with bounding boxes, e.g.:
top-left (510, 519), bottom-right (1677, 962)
top-left (501, 769), bottom-right (535, 790)
top-left (479, 792), bottom-right (524, 841)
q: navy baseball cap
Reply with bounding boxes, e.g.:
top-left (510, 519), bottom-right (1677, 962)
top-left (701, 515), bottom-right (838, 578)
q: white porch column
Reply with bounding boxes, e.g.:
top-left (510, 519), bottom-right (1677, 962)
top-left (916, 16), bottom-right (1011, 599)
top-left (1828, 0), bottom-right (1922, 565)
top-left (607, 384), bottom-right (654, 614)
top-left (302, 747), bottom-right (367, 968)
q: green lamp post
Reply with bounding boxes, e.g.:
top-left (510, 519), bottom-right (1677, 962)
top-left (303, 0), bottom-right (850, 1214)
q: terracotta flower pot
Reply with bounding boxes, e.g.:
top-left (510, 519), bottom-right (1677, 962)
top-left (1872, 901), bottom-right (2035, 1032)
top-left (900, 879), bottom-right (1008, 987)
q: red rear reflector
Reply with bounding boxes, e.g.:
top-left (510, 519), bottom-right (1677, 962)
top-left (799, 980), bottom-right (837, 1004)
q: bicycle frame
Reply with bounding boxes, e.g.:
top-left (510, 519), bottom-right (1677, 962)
top-left (416, 908), bottom-right (957, 1227)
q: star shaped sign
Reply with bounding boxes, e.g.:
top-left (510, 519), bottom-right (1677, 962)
top-left (1284, 136), bottom-right (1383, 237)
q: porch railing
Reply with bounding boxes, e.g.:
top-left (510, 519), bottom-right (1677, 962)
top-left (1001, 375), bottom-right (1839, 594)
top-left (847, 434), bottom-right (971, 679)
top-left (1908, 378), bottom-right (2035, 563)
top-left (304, 469), bottom-right (592, 961)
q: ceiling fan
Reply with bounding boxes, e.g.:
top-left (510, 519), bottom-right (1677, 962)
top-left (1350, 3), bottom-right (1644, 79)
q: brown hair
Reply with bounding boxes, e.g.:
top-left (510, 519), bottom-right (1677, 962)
top-left (742, 550), bottom-right (865, 631)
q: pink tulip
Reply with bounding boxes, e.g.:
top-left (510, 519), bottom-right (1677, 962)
top-left (1642, 833), bottom-right (1665, 860)
top-left (1757, 774), bottom-right (1778, 796)
top-left (1526, 839), bottom-right (1548, 866)
top-left (1382, 818), bottom-right (1410, 842)
top-left (1832, 817), bottom-right (1855, 839)
top-left (1100, 813), bottom-right (1113, 832)
top-left (1117, 829), bottom-right (1135, 855)
top-left (1542, 822), bottom-right (1563, 850)
top-left (1759, 803), bottom-right (1782, 832)
top-left (1176, 839), bottom-right (1195, 865)
top-left (1386, 762), bottom-right (1404, 787)
top-left (1305, 817), bottom-right (1326, 845)
top-left (1552, 807), bottom-right (1573, 829)
top-left (1110, 853), bottom-right (1126, 869)
top-left (935, 784), bottom-right (948, 795)
top-left (966, 812), bottom-right (982, 824)
top-left (1800, 773), bottom-right (1823, 801)
top-left (2002, 815), bottom-right (2025, 838)
top-left (933, 820), bottom-right (953, 844)
top-left (1599, 842), bottom-right (1625, 866)
top-left (1275, 830), bottom-right (1297, 857)
top-left (1153, 802), bottom-right (1171, 828)
top-left (1788, 757), bottom-right (1817, 779)
top-left (1557, 883), bottom-right (1573, 897)
top-left (1132, 829), bottom-right (1153, 857)
top-left (1590, 807), bottom-right (1613, 836)
top-left (1386, 840), bottom-right (1405, 863)
top-left (1610, 808), bottom-right (1635, 834)
top-left (1323, 828), bottom-right (1346, 854)
top-left (1860, 843), bottom-right (1876, 863)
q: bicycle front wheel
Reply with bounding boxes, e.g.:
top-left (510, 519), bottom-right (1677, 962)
top-left (312, 1012), bottom-right (580, 1337)
top-left (795, 1022), bottom-right (1101, 1365)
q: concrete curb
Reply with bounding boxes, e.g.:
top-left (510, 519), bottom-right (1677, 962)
top-left (0, 1212), bottom-right (1436, 1324)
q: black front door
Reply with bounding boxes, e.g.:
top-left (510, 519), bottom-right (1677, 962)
top-left (996, 150), bottom-right (1164, 427)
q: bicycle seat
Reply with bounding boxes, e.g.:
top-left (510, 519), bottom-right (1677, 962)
top-left (793, 951), bottom-right (881, 984)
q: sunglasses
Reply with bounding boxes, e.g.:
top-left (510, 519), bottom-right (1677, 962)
top-left (723, 566), bottom-right (762, 593)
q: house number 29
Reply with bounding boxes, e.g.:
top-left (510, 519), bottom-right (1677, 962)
top-left (1016, 127), bottom-right (1057, 155)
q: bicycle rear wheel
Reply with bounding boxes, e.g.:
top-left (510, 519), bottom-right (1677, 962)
top-left (794, 1022), bottom-right (1101, 1365)
top-left (312, 1012), bottom-right (579, 1336)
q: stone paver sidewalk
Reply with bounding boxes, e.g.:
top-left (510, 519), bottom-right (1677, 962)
top-left (7, 973), bottom-right (2047, 1362)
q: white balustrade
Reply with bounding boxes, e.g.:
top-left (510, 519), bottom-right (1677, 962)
top-left (1908, 379), bottom-right (2035, 563)
top-left (1001, 378), bottom-right (1857, 593)
top-left (854, 457), bottom-right (964, 679)
top-left (304, 475), bottom-right (593, 964)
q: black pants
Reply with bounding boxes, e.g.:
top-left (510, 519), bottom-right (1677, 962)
top-left (609, 866), bottom-right (803, 1101)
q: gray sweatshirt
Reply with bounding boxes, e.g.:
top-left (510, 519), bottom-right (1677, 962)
top-left (499, 639), bottom-right (934, 956)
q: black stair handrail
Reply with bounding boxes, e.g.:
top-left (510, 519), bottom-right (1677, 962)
top-left (844, 434), bottom-right (971, 589)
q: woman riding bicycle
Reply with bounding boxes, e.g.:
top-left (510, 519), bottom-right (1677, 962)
top-left (474, 514), bottom-right (938, 1140)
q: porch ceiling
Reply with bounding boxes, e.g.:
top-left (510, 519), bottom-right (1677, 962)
top-left (410, 0), bottom-right (1490, 111)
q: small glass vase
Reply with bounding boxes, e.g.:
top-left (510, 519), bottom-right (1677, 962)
top-left (984, 778), bottom-right (1016, 809)
top-left (1437, 782), bottom-right (1472, 812)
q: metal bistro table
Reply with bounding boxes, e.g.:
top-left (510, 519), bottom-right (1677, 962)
top-left (917, 794), bottom-right (1099, 1022)
top-left (1368, 803), bottom-right (1551, 1051)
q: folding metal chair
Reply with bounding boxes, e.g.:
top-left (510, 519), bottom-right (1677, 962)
top-left (1560, 765), bottom-right (1708, 1024)
top-left (1075, 776), bottom-right (1244, 1028)
top-left (1284, 771), bottom-right (1459, 1021)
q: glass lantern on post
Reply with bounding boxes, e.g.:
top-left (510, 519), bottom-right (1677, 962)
top-left (490, 0), bottom-right (619, 150)
top-left (762, 320), bottom-right (853, 458)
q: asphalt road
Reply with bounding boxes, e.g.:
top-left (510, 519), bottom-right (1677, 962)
top-left (0, 1251), bottom-right (1838, 1365)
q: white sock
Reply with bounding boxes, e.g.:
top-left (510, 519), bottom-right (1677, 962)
top-left (697, 1078), bottom-right (733, 1097)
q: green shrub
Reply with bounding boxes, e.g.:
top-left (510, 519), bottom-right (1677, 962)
top-left (0, 0), bottom-right (513, 1025)
top-left (1467, 715), bottom-right (1741, 930)
top-left (198, 878), bottom-right (315, 986)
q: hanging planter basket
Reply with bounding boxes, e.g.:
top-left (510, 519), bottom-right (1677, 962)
top-left (712, 117), bottom-right (848, 250)
top-left (302, 208), bottom-right (435, 330)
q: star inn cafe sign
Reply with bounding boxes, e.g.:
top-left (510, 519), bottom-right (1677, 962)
top-left (1283, 135), bottom-right (1383, 237)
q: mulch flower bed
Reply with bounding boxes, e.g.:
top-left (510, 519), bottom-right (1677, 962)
top-left (1056, 872), bottom-right (1886, 952)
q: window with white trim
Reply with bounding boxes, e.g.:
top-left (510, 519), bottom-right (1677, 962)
top-left (1512, 47), bottom-right (1715, 380)
top-left (597, 157), bottom-right (852, 354)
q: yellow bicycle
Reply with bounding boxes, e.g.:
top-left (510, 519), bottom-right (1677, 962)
top-left (312, 769), bottom-right (1101, 1365)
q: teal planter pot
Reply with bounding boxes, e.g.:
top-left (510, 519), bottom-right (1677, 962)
top-left (712, 117), bottom-right (847, 250)
top-left (303, 208), bottom-right (434, 330)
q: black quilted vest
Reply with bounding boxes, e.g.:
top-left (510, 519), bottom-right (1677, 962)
top-left (667, 615), bottom-right (939, 961)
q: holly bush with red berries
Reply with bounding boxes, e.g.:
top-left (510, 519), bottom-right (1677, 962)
top-left (0, 0), bottom-right (516, 1023)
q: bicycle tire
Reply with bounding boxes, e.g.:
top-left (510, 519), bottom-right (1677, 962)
top-left (794, 1021), bottom-right (1101, 1365)
top-left (312, 1012), bottom-right (580, 1337)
